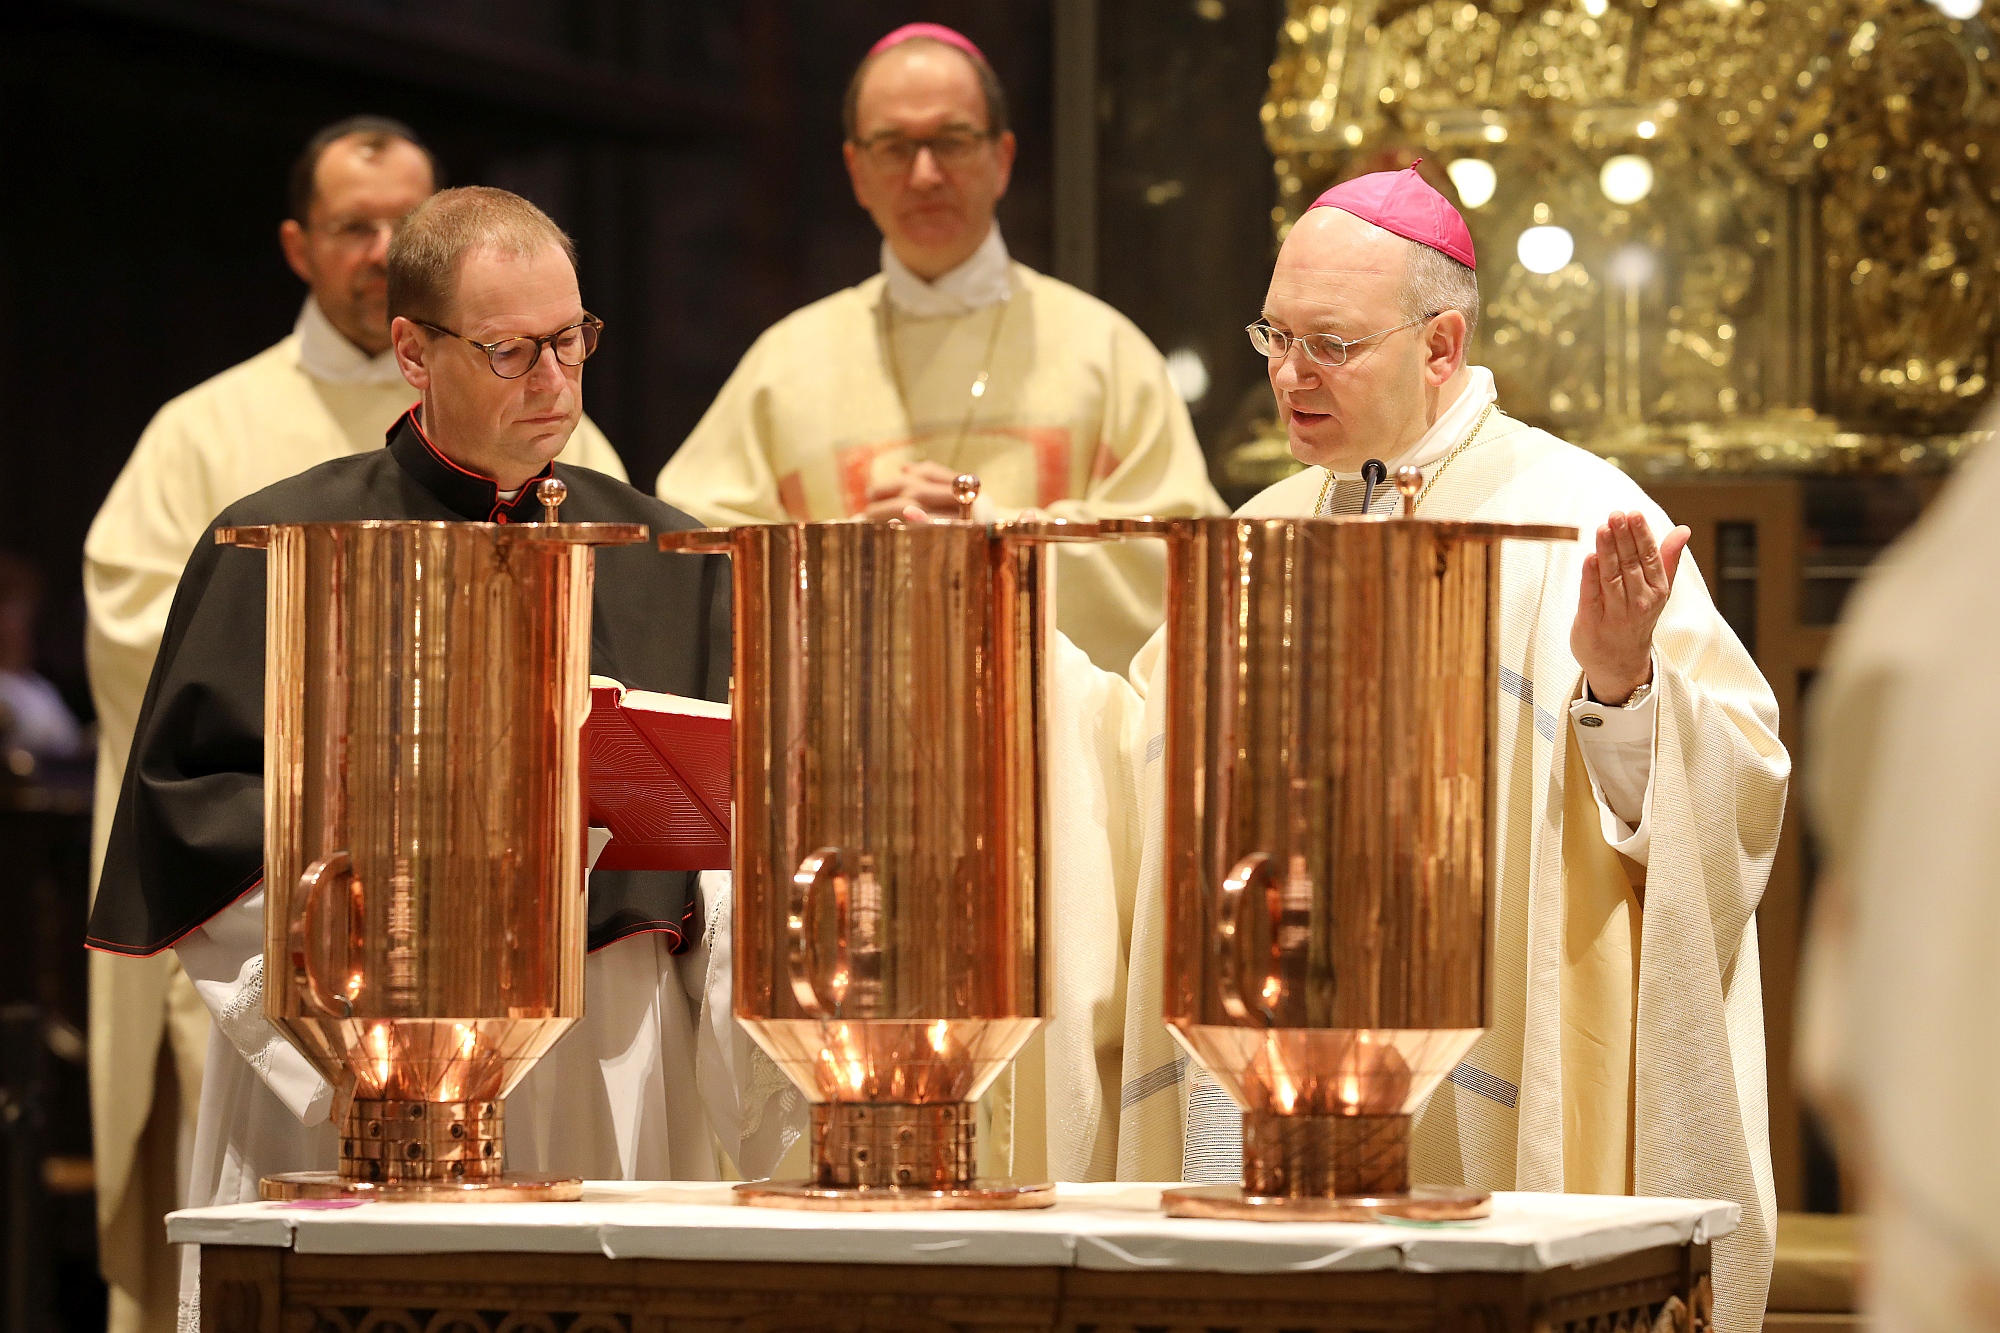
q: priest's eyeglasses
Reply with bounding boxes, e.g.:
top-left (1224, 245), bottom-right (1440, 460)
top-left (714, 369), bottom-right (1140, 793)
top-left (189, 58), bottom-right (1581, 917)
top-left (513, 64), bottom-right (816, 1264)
top-left (1247, 312), bottom-right (1438, 367)
top-left (415, 315), bottom-right (603, 380)
top-left (853, 127), bottom-right (998, 171)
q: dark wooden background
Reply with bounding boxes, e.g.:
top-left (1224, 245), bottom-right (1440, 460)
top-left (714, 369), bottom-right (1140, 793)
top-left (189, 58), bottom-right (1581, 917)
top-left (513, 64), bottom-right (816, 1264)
top-left (2, 0), bottom-right (1283, 727)
top-left (0, 4), bottom-right (1281, 1326)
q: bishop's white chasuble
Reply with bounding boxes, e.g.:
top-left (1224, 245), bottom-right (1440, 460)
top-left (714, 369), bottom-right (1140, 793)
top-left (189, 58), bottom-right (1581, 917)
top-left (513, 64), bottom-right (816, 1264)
top-left (1037, 407), bottom-right (1786, 1332)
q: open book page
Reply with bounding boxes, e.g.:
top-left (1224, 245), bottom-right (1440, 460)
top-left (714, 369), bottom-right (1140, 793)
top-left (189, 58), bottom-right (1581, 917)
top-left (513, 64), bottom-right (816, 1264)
top-left (584, 676), bottom-right (730, 871)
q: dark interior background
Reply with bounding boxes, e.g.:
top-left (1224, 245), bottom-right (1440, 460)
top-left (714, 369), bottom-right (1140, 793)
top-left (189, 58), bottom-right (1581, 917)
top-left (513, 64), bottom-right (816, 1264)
top-left (3, 0), bottom-right (1283, 727)
top-left (1, 3), bottom-right (1281, 1326)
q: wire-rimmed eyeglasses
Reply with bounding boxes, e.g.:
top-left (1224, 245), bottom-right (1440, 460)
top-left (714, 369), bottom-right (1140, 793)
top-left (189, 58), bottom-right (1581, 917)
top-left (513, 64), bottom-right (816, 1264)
top-left (1246, 311), bottom-right (1439, 367)
top-left (415, 315), bottom-right (603, 380)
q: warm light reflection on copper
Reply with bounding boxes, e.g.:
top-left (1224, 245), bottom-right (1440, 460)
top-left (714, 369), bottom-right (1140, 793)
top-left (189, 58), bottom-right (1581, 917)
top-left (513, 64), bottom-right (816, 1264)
top-left (662, 512), bottom-right (1098, 1209)
top-left (1103, 515), bottom-right (1572, 1221)
top-left (222, 509), bottom-right (641, 1201)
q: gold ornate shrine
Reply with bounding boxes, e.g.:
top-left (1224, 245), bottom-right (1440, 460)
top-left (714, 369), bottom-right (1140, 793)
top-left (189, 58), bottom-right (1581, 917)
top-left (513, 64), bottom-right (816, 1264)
top-left (1223, 0), bottom-right (1994, 1220)
top-left (1228, 0), bottom-right (2000, 488)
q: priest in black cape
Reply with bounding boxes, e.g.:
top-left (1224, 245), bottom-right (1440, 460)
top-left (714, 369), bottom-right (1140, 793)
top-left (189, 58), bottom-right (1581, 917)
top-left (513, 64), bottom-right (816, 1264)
top-left (84, 190), bottom-right (798, 1313)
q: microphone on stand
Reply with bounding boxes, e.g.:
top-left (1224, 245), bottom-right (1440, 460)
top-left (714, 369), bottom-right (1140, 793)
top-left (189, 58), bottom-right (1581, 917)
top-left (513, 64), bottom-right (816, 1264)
top-left (1360, 459), bottom-right (1388, 514)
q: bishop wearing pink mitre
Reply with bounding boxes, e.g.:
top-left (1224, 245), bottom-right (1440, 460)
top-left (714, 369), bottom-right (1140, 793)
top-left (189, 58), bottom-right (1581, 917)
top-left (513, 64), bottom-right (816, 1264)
top-left (1036, 166), bottom-right (1788, 1330)
top-left (657, 23), bottom-right (1224, 674)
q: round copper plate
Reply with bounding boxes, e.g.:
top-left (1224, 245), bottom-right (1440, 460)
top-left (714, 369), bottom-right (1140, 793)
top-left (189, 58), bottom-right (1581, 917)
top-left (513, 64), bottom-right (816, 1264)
top-left (259, 1172), bottom-right (583, 1203)
top-left (734, 1178), bottom-right (1057, 1211)
top-left (1161, 1183), bottom-right (1491, 1223)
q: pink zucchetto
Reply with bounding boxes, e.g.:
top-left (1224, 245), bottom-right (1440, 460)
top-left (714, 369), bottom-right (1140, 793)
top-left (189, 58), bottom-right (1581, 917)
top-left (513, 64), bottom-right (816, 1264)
top-left (1308, 161), bottom-right (1477, 270)
top-left (868, 22), bottom-right (988, 64)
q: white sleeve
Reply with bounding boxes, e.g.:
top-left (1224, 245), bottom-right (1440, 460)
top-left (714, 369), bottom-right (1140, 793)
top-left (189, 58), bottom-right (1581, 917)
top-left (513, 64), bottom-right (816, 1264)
top-left (687, 868), bottom-right (802, 1180)
top-left (174, 888), bottom-right (336, 1125)
top-left (1567, 657), bottom-right (1658, 866)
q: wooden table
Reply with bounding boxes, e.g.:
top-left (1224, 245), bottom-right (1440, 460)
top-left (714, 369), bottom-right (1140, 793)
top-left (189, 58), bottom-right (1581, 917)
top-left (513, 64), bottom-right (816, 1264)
top-left (175, 1182), bottom-right (1733, 1333)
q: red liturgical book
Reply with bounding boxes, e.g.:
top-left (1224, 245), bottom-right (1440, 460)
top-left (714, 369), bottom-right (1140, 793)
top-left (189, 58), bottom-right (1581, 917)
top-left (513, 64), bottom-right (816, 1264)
top-left (583, 676), bottom-right (731, 871)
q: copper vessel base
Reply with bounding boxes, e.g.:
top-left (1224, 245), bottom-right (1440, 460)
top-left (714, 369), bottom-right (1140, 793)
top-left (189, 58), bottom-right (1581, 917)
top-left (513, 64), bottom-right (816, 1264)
top-left (734, 1178), bottom-right (1055, 1211)
top-left (259, 1171), bottom-right (582, 1203)
top-left (1162, 1183), bottom-right (1491, 1224)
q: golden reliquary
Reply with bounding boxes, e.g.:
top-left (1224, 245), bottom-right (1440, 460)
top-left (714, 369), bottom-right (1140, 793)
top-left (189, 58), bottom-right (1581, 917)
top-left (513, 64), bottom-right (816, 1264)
top-left (1224, 0), bottom-right (2000, 491)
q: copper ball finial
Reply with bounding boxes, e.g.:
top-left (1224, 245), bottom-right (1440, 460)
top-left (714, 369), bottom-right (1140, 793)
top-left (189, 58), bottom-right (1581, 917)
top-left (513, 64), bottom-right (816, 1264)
top-left (1394, 465), bottom-right (1423, 517)
top-left (536, 477), bottom-right (567, 524)
top-left (953, 473), bottom-right (981, 521)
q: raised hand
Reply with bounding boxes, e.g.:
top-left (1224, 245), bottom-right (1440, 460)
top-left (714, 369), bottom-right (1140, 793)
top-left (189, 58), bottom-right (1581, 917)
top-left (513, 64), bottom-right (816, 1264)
top-left (1570, 510), bottom-right (1691, 706)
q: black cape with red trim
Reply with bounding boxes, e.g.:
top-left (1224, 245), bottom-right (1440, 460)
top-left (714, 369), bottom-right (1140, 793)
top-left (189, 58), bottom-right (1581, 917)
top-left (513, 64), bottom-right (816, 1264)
top-left (85, 409), bottom-right (730, 958)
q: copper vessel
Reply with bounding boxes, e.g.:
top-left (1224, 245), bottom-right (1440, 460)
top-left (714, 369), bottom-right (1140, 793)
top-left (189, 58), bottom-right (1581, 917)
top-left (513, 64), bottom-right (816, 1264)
top-left (660, 480), bottom-right (1088, 1210)
top-left (1107, 478), bottom-right (1573, 1221)
top-left (219, 480), bottom-right (645, 1201)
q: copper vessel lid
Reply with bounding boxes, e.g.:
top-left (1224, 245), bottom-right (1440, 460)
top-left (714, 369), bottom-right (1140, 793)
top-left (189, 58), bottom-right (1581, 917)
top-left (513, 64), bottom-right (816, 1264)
top-left (219, 519), bottom-right (648, 547)
top-left (219, 478), bottom-right (648, 546)
top-left (1098, 514), bottom-right (1578, 543)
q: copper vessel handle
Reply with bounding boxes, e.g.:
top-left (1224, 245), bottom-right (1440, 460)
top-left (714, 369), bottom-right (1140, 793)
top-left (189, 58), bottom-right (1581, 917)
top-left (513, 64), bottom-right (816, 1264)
top-left (1216, 852), bottom-right (1284, 1027)
top-left (788, 846), bottom-right (848, 1018)
top-left (293, 852), bottom-right (362, 1018)
top-left (215, 526), bottom-right (271, 549)
top-left (657, 529), bottom-right (735, 554)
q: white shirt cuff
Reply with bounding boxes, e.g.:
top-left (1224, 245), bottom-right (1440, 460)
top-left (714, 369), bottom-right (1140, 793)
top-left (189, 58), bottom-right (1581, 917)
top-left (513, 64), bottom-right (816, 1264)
top-left (177, 887), bottom-right (337, 1124)
top-left (1568, 661), bottom-right (1658, 866)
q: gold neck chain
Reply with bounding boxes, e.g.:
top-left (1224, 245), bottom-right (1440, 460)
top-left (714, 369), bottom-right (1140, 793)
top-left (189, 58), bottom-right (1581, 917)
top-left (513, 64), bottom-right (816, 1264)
top-left (1314, 402), bottom-right (1496, 517)
top-left (881, 295), bottom-right (1011, 473)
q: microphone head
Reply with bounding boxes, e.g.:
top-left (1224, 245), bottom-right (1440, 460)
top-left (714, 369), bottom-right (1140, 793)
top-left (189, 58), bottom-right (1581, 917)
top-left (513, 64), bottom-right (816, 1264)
top-left (1361, 459), bottom-right (1388, 485)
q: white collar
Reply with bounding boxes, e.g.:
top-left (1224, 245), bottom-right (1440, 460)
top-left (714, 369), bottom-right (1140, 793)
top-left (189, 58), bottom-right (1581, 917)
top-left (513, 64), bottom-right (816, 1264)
top-left (295, 297), bottom-right (408, 387)
top-left (881, 225), bottom-right (1012, 318)
top-left (1324, 365), bottom-right (1498, 481)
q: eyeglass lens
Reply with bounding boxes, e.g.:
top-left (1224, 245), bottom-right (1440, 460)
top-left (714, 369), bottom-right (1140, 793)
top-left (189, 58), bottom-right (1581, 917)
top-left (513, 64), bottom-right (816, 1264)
top-left (321, 218), bottom-right (397, 249)
top-left (488, 324), bottom-right (599, 379)
top-left (1248, 323), bottom-right (1346, 367)
top-left (864, 131), bottom-right (989, 169)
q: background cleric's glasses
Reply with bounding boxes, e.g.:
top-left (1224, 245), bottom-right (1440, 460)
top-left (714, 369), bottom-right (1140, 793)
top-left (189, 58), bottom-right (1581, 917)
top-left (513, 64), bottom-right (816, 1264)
top-left (414, 315), bottom-right (603, 380)
top-left (850, 127), bottom-right (1000, 172)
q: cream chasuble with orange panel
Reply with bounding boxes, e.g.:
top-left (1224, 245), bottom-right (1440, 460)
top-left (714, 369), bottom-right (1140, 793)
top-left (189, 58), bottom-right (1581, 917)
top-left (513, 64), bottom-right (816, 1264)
top-left (656, 236), bottom-right (1225, 673)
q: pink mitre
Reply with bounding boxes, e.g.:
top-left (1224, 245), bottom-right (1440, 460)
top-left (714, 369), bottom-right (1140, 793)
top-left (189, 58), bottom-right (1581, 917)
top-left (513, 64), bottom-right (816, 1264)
top-left (869, 22), bottom-right (987, 63)
top-left (1308, 161), bottom-right (1476, 270)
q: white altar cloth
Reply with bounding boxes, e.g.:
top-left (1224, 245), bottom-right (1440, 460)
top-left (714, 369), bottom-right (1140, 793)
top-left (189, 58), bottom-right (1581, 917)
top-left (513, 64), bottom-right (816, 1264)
top-left (169, 1183), bottom-right (1737, 1276)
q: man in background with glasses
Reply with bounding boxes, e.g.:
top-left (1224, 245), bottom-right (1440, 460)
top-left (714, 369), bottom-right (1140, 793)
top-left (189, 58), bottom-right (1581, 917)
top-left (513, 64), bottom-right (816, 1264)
top-left (81, 124), bottom-right (627, 1333)
top-left (658, 22), bottom-right (1223, 678)
top-left (89, 185), bottom-right (770, 1325)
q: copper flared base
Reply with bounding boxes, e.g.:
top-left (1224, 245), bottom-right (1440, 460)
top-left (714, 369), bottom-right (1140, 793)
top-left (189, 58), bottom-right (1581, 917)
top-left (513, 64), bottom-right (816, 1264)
top-left (734, 1179), bottom-right (1056, 1211)
top-left (1162, 1183), bottom-right (1491, 1223)
top-left (259, 1171), bottom-right (582, 1203)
